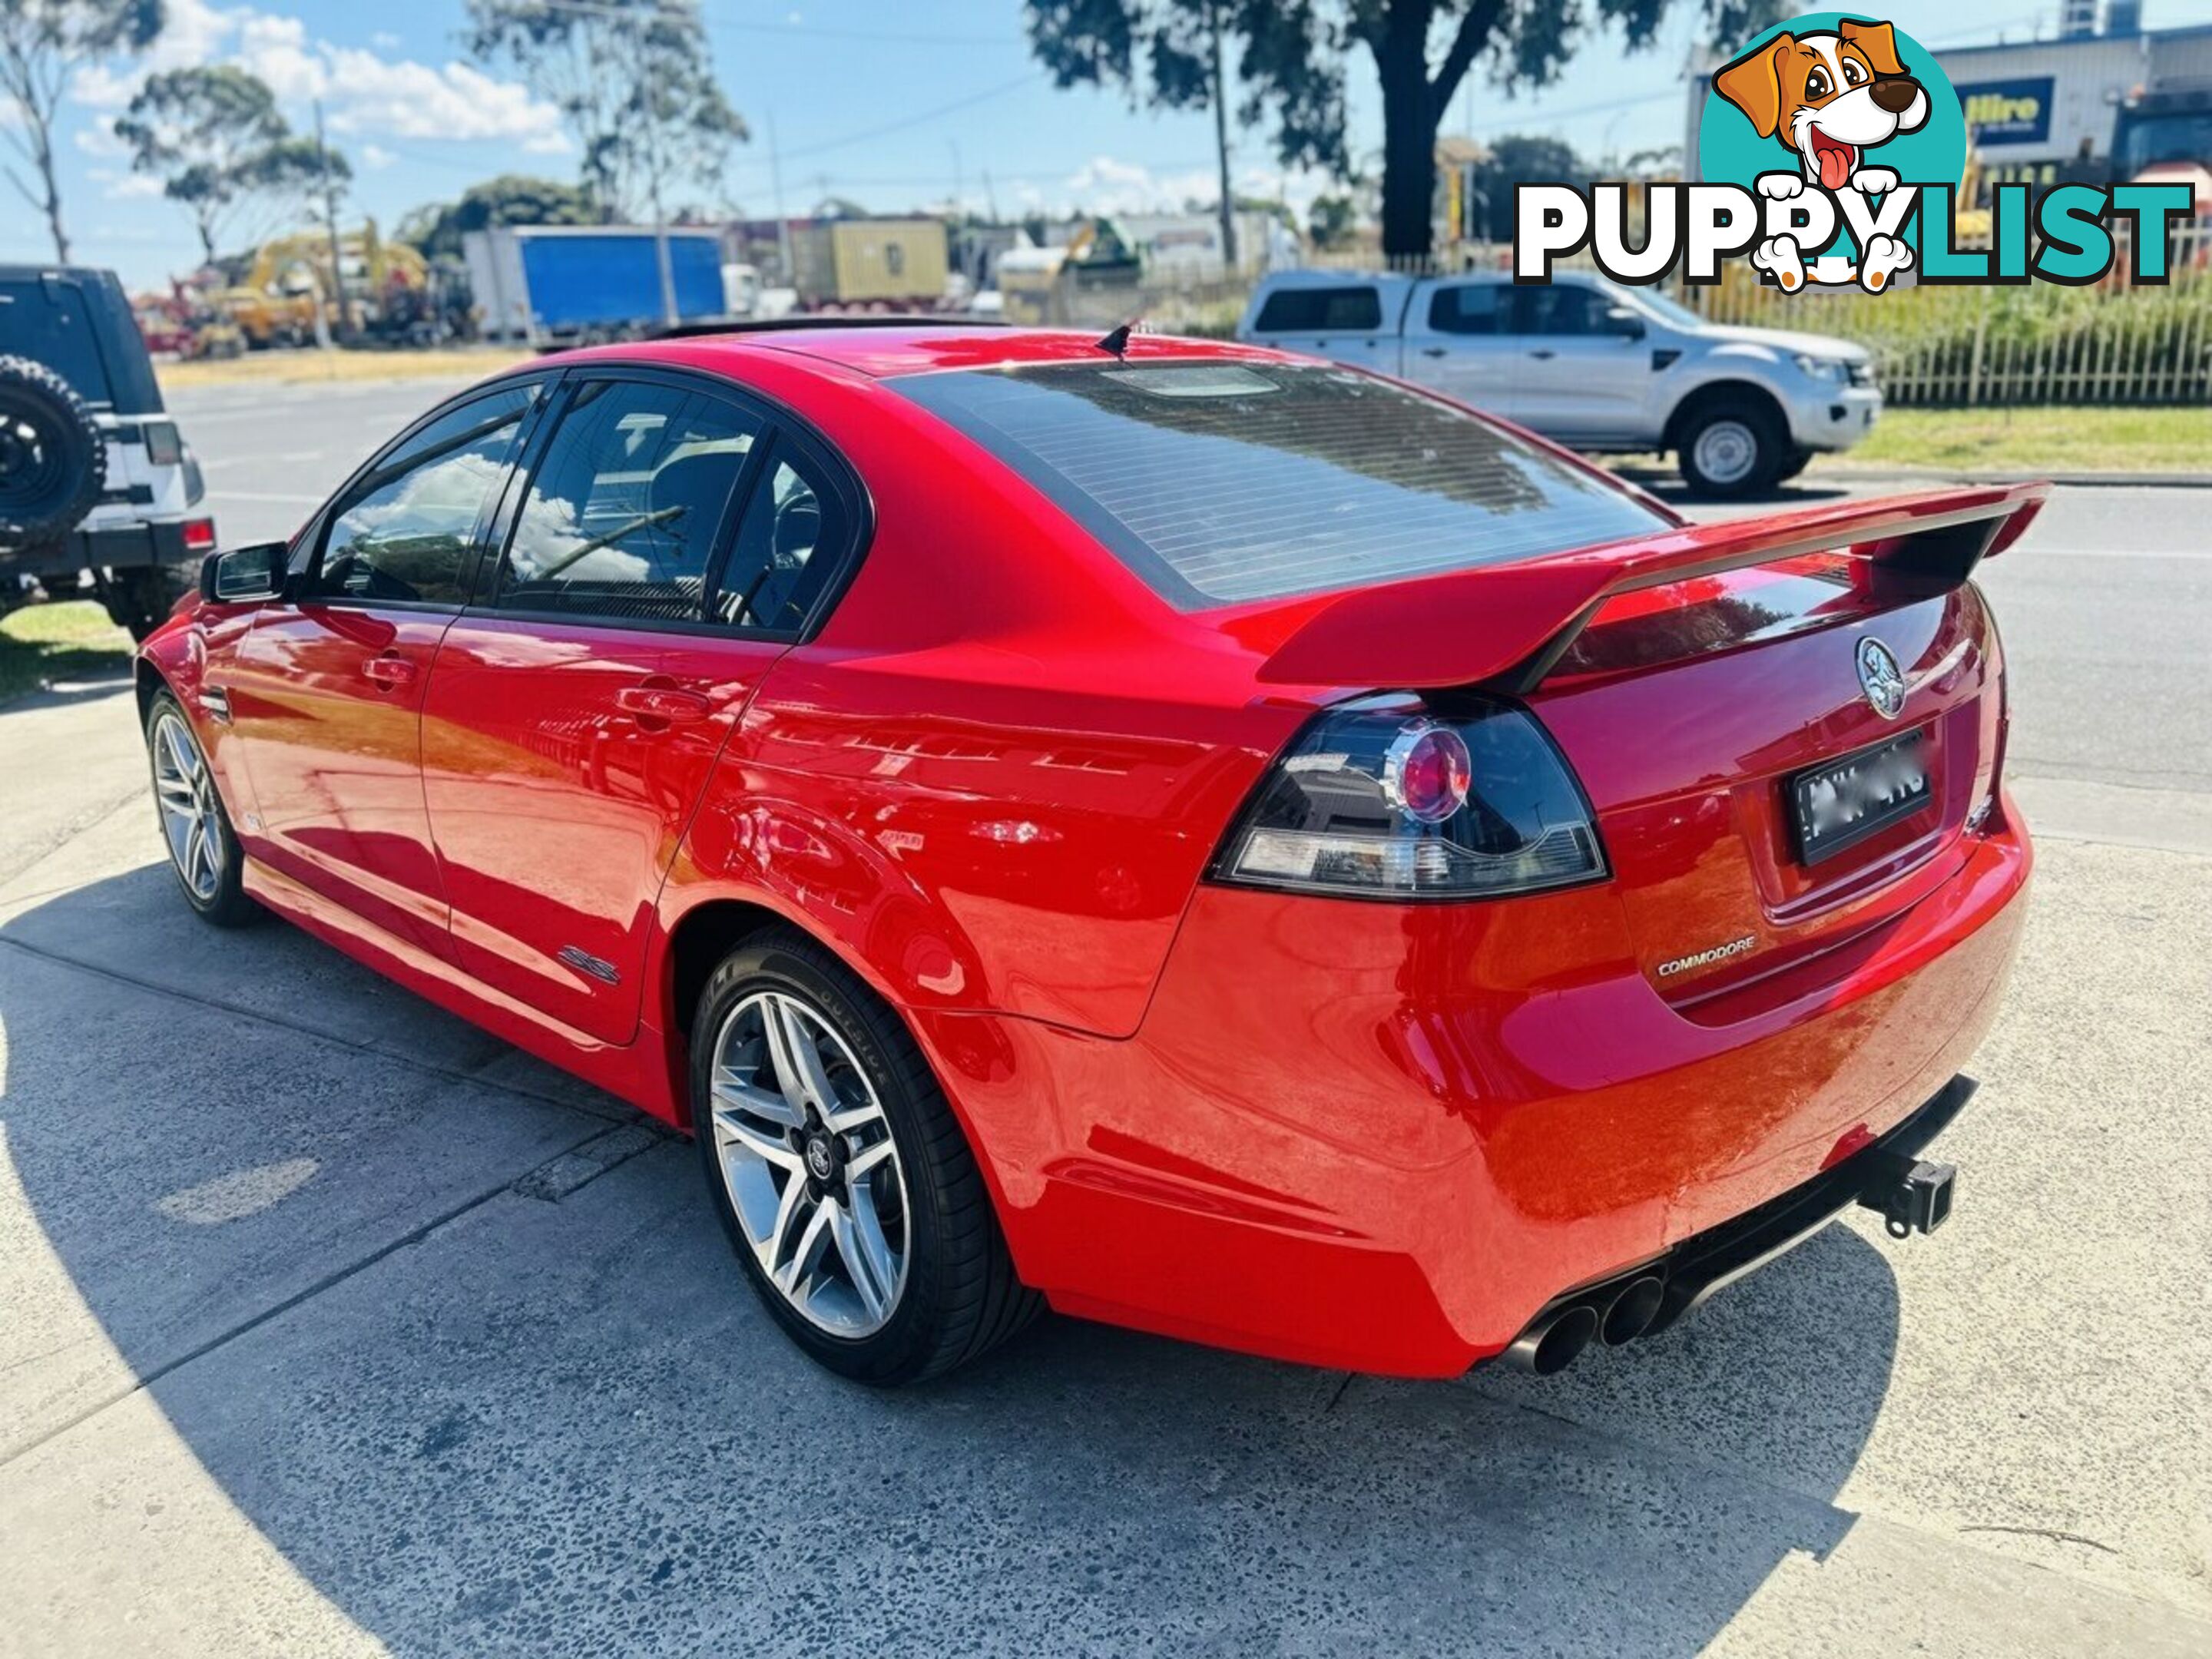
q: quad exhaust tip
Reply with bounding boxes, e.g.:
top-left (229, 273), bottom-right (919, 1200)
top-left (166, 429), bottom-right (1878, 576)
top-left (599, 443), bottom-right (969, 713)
top-left (1504, 1303), bottom-right (1598, 1375)
top-left (1504, 1151), bottom-right (1963, 1375)
top-left (1599, 1276), bottom-right (1666, 1346)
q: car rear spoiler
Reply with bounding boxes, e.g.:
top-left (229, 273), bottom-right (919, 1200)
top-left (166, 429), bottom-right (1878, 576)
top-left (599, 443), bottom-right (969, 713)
top-left (1253, 482), bottom-right (2050, 694)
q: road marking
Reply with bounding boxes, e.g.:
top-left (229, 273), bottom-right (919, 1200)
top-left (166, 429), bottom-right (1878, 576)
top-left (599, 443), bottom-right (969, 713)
top-left (201, 450), bottom-right (331, 468)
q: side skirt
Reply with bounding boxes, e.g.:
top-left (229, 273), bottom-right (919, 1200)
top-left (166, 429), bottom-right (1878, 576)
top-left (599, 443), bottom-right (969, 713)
top-left (240, 856), bottom-right (684, 1124)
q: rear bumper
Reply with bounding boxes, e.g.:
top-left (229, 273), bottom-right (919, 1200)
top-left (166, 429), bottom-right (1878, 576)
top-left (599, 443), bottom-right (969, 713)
top-left (0, 519), bottom-right (194, 579)
top-left (915, 806), bottom-right (2029, 1377)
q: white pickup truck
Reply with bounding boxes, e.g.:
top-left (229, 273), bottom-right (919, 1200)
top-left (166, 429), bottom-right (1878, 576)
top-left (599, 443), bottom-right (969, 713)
top-left (1234, 270), bottom-right (1881, 497)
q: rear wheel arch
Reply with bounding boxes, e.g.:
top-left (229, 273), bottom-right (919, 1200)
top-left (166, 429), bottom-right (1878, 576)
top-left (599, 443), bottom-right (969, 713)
top-left (664, 896), bottom-right (794, 1042)
top-left (656, 892), bottom-right (1024, 1239)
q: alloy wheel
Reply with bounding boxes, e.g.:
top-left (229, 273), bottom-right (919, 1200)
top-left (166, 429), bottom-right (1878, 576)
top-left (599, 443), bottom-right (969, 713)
top-left (707, 988), bottom-right (911, 1336)
top-left (151, 709), bottom-right (225, 903)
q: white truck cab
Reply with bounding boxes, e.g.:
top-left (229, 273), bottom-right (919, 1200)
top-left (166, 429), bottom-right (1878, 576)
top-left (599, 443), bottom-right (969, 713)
top-left (1235, 269), bottom-right (1881, 497)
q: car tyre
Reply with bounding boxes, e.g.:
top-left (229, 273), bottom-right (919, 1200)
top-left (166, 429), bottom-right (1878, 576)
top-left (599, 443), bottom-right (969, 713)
top-left (690, 926), bottom-right (1041, 1384)
top-left (1776, 446), bottom-right (1813, 482)
top-left (1677, 398), bottom-right (1786, 498)
top-left (144, 690), bottom-right (257, 927)
top-left (0, 354), bottom-right (105, 551)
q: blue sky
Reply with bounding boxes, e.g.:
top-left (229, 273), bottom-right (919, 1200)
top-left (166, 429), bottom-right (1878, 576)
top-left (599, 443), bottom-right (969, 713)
top-left (13, 0), bottom-right (2212, 287)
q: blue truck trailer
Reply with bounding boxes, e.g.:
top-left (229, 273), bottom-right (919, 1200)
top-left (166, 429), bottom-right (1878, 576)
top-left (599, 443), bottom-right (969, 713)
top-left (464, 225), bottom-right (729, 343)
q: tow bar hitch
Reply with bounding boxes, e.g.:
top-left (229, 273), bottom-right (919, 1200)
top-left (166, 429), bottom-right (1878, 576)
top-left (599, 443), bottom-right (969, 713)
top-left (1859, 1154), bottom-right (1956, 1239)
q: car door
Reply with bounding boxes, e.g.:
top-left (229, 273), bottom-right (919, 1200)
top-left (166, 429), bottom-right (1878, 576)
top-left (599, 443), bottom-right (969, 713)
top-left (221, 381), bottom-right (545, 960)
top-left (1400, 279), bottom-right (1520, 416)
top-left (1502, 283), bottom-right (1652, 442)
top-left (419, 369), bottom-right (855, 1045)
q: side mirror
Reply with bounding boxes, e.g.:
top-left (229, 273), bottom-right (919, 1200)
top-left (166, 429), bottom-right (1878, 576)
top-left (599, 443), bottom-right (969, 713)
top-left (200, 541), bottom-right (288, 604)
top-left (1604, 306), bottom-right (1647, 341)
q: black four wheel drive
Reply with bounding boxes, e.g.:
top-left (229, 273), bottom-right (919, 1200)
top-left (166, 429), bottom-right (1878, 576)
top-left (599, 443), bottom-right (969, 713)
top-left (0, 267), bottom-right (213, 641)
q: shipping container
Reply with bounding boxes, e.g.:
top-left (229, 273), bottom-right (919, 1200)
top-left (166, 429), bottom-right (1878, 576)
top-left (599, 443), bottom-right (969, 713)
top-left (789, 219), bottom-right (949, 307)
top-left (465, 226), bottom-right (727, 342)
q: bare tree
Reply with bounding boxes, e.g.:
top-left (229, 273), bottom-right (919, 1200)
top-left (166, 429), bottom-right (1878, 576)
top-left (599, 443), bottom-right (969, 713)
top-left (0, 0), bottom-right (164, 261)
top-left (466, 0), bottom-right (744, 223)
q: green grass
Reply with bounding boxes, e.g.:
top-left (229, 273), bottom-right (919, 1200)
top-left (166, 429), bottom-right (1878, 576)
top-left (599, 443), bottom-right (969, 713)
top-left (1826, 405), bottom-right (2212, 475)
top-left (0, 601), bottom-right (133, 709)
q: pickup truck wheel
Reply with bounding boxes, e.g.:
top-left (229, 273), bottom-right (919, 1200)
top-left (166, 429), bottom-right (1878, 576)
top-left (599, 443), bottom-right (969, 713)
top-left (691, 927), bottom-right (1041, 1384)
top-left (0, 356), bottom-right (105, 552)
top-left (1677, 400), bottom-right (1785, 498)
top-left (1777, 447), bottom-right (1813, 482)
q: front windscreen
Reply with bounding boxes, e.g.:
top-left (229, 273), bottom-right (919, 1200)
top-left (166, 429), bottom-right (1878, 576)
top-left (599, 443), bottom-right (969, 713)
top-left (889, 359), bottom-right (1667, 609)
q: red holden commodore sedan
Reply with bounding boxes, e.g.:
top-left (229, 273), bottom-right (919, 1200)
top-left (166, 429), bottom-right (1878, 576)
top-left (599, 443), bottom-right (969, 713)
top-left (137, 326), bottom-right (2040, 1383)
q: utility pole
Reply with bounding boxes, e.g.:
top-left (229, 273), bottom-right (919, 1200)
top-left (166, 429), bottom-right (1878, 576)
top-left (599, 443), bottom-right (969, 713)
top-left (767, 111), bottom-right (793, 287)
top-left (313, 101), bottom-right (353, 340)
top-left (651, 173), bottom-right (678, 329)
top-left (1207, 0), bottom-right (1237, 273)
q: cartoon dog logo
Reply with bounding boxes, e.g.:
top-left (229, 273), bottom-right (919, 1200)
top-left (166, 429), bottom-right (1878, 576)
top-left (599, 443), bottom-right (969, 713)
top-left (1713, 18), bottom-right (1930, 293)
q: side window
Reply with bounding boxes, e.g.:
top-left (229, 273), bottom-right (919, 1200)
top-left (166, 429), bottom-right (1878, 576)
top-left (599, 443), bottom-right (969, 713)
top-left (314, 386), bottom-right (536, 605)
top-left (498, 379), bottom-right (761, 622)
top-left (1427, 283), bottom-right (1505, 336)
top-left (1252, 285), bottom-right (1383, 333)
top-left (1511, 286), bottom-right (1604, 336)
top-left (714, 448), bottom-right (843, 632)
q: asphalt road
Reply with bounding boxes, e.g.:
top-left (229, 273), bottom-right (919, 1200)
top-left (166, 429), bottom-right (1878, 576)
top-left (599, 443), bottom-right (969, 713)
top-left (0, 379), bottom-right (2205, 1656)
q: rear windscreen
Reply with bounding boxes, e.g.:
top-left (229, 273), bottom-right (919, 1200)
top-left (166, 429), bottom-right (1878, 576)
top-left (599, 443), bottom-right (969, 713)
top-left (889, 360), bottom-right (1667, 609)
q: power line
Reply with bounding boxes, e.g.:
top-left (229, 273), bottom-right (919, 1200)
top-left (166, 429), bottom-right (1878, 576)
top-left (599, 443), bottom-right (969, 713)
top-left (738, 72), bottom-right (1048, 170)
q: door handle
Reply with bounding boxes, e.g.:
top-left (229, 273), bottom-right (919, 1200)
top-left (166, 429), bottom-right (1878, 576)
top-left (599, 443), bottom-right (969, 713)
top-left (1528, 349), bottom-right (1557, 360)
top-left (616, 685), bottom-right (711, 724)
top-left (1419, 346), bottom-right (1448, 359)
top-left (361, 653), bottom-right (416, 690)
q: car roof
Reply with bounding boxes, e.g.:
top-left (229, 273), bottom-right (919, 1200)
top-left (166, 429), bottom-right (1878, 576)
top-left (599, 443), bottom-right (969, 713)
top-left (553, 325), bottom-right (1296, 382)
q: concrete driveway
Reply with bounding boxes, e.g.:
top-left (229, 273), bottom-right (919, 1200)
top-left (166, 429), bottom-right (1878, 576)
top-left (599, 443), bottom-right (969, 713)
top-left (0, 380), bottom-right (2207, 1655)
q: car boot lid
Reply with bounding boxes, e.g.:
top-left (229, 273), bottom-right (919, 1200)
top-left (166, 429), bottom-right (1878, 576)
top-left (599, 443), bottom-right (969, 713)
top-left (1249, 482), bottom-right (2048, 694)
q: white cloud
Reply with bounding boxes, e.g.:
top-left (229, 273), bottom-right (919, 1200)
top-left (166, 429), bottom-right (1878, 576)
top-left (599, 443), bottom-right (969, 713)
top-left (72, 0), bottom-right (240, 106)
top-left (1059, 155), bottom-right (1333, 220)
top-left (234, 13), bottom-right (326, 103)
top-left (69, 2), bottom-right (567, 154)
top-left (359, 144), bottom-right (396, 171)
top-left (91, 166), bottom-right (165, 200)
top-left (320, 50), bottom-right (567, 151)
top-left (75, 121), bottom-right (129, 158)
top-left (371, 31), bottom-right (402, 51)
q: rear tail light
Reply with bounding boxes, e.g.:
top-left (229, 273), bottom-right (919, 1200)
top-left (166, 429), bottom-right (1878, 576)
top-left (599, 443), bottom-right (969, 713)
top-left (144, 420), bottom-right (183, 465)
top-left (182, 517), bottom-right (217, 554)
top-left (1211, 697), bottom-right (1608, 899)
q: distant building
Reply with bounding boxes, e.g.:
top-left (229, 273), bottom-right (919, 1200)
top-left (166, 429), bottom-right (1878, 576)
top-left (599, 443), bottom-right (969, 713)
top-left (1433, 137), bottom-right (1494, 244)
top-left (1685, 5), bottom-right (2212, 206)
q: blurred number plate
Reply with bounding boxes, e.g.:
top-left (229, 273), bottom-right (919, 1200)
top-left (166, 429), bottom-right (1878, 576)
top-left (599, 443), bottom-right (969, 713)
top-left (1789, 730), bottom-right (1930, 866)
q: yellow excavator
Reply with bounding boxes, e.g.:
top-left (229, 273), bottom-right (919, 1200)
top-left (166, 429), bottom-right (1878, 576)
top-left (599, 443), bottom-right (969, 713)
top-left (216, 223), bottom-right (431, 348)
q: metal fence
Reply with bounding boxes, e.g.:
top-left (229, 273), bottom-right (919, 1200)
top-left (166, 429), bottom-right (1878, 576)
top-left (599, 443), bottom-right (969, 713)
top-left (1137, 230), bottom-right (2212, 407)
top-left (1681, 225), bottom-right (2212, 406)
